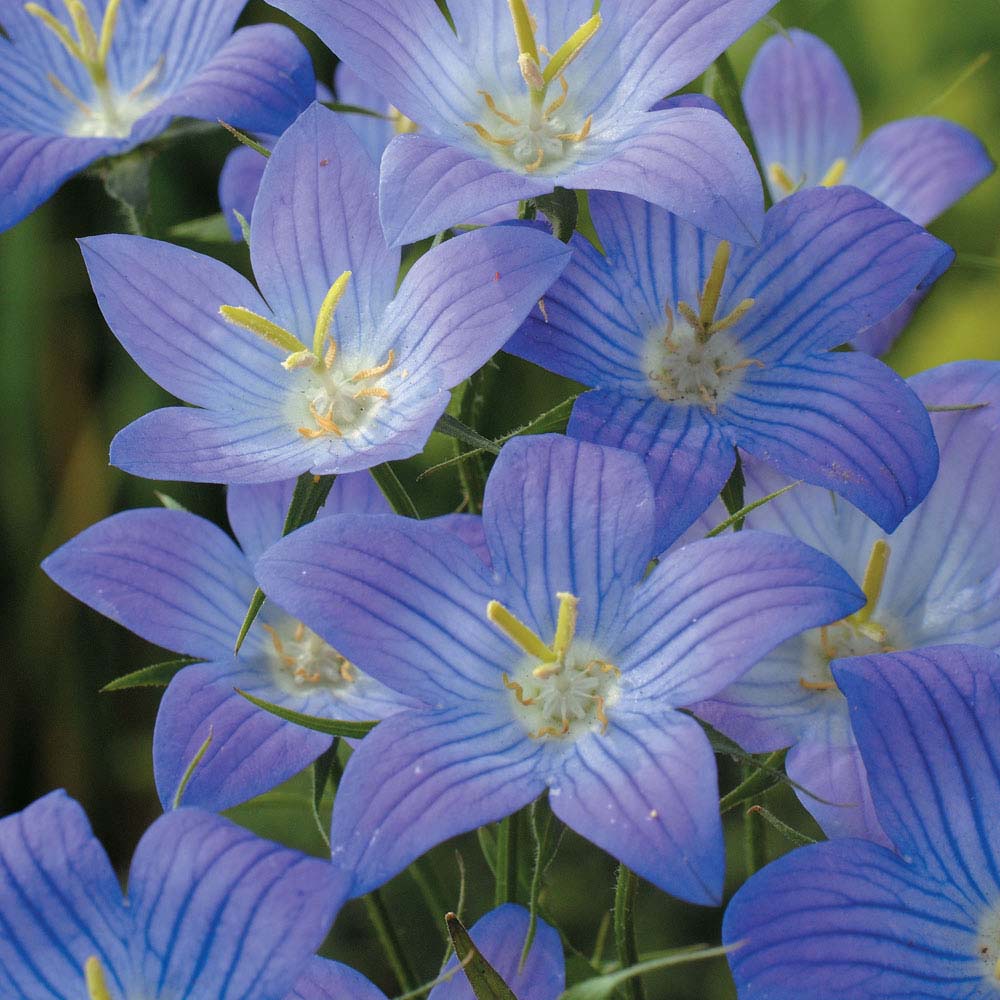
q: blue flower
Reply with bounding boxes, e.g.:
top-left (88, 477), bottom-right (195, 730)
top-left (42, 474), bottom-right (421, 813)
top-left (256, 434), bottom-right (864, 903)
top-left (687, 361), bottom-right (1000, 841)
top-left (79, 101), bottom-right (570, 483)
top-left (743, 29), bottom-right (994, 354)
top-left (269, 0), bottom-right (778, 247)
top-left (506, 186), bottom-right (951, 550)
top-left (0, 0), bottom-right (316, 232)
top-left (723, 644), bottom-right (1000, 999)
top-left (0, 790), bottom-right (346, 999)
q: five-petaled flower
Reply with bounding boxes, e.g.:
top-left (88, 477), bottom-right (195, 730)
top-left (0, 0), bottom-right (316, 232)
top-left (256, 433), bottom-right (864, 903)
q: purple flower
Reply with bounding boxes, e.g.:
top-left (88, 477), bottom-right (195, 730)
top-left (269, 0), bottom-right (778, 247)
top-left (80, 101), bottom-right (570, 484)
top-left (506, 186), bottom-right (951, 550)
top-left (723, 644), bottom-right (1000, 999)
top-left (256, 434), bottom-right (864, 903)
top-left (0, 790), bottom-right (346, 999)
top-left (42, 474), bottom-right (419, 813)
top-left (743, 29), bottom-right (994, 354)
top-left (0, 0), bottom-right (315, 232)
top-left (688, 361), bottom-right (1000, 841)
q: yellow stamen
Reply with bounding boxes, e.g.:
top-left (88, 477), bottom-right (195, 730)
top-left (312, 270), bottom-right (352, 360)
top-left (127, 53), bottom-right (164, 100)
top-left (465, 121), bottom-right (517, 147)
top-left (819, 157), bottom-right (847, 188)
top-left (799, 678), bottom-right (837, 692)
top-left (518, 53), bottom-right (546, 92)
top-left (541, 12), bottom-right (601, 86)
top-left (353, 386), bottom-right (390, 401)
top-left (552, 591), bottom-right (579, 660)
top-left (593, 694), bottom-right (609, 733)
top-left (532, 725), bottom-right (564, 739)
top-left (818, 625), bottom-right (837, 660)
top-left (487, 600), bottom-right (556, 662)
top-left (85, 957), bottom-right (113, 1000)
top-left (294, 622), bottom-right (305, 642)
top-left (219, 305), bottom-right (309, 356)
top-left (24, 4), bottom-right (84, 62)
top-left (852, 540), bottom-right (891, 624)
top-left (507, 0), bottom-right (541, 67)
top-left (524, 146), bottom-right (545, 172)
top-left (478, 90), bottom-right (522, 127)
top-left (710, 299), bottom-right (756, 335)
top-left (717, 358), bottom-right (765, 374)
top-left (323, 338), bottom-right (338, 370)
top-left (282, 349), bottom-right (320, 371)
top-left (47, 71), bottom-right (93, 115)
top-left (351, 350), bottom-right (396, 382)
top-left (298, 401), bottom-right (343, 439)
top-left (66, 0), bottom-right (99, 64)
top-left (994, 954), bottom-right (1000, 981)
top-left (97, 0), bottom-right (121, 66)
top-left (545, 75), bottom-right (569, 117)
top-left (339, 660), bottom-right (355, 683)
top-left (700, 241), bottom-right (731, 329)
top-left (768, 162), bottom-right (798, 195)
top-left (502, 671), bottom-right (536, 705)
top-left (698, 384), bottom-right (718, 415)
top-left (676, 300), bottom-right (701, 330)
top-left (557, 114), bottom-right (592, 143)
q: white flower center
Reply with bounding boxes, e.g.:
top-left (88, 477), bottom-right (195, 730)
top-left (262, 619), bottom-right (357, 693)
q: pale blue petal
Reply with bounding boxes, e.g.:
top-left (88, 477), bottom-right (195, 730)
top-left (333, 63), bottom-right (394, 165)
top-left (289, 958), bottom-right (388, 1000)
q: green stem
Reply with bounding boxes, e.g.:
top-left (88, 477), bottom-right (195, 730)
top-left (408, 856), bottom-right (451, 938)
top-left (613, 864), bottom-right (646, 1000)
top-left (363, 889), bottom-right (418, 994)
top-left (494, 814), bottom-right (519, 907)
top-left (742, 765), bottom-right (768, 876)
top-left (455, 366), bottom-right (494, 514)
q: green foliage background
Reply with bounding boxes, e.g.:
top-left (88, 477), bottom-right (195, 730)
top-left (0, 0), bottom-right (995, 994)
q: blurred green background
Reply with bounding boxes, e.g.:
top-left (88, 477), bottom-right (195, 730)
top-left (0, 0), bottom-right (996, 995)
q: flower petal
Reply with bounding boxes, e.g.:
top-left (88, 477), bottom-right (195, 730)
top-left (334, 63), bottom-right (394, 164)
top-left (0, 791), bottom-right (129, 1000)
top-left (79, 234), bottom-right (286, 409)
top-left (256, 514), bottom-right (514, 703)
top-left (846, 117), bottom-right (994, 226)
top-left (620, 530), bottom-right (863, 704)
top-left (483, 435), bottom-right (655, 648)
top-left (724, 351), bottom-right (939, 532)
top-left (833, 646), bottom-right (1000, 898)
top-left (42, 509), bottom-right (255, 662)
top-left (743, 30), bottom-right (861, 200)
top-left (250, 103), bottom-right (400, 356)
top-left (218, 145), bottom-right (267, 240)
top-left (568, 390), bottom-right (735, 553)
top-left (430, 904), bottom-right (564, 1000)
top-left (329, 707), bottom-right (545, 897)
top-left (290, 958), bottom-right (388, 1000)
top-left (550, 709), bottom-right (724, 905)
top-left (723, 838), bottom-right (982, 999)
top-left (127, 809), bottom-right (347, 1000)
top-left (385, 225), bottom-right (571, 387)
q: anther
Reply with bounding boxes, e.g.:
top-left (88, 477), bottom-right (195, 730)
top-left (545, 76), bottom-right (569, 117)
top-left (502, 672), bottom-right (536, 706)
top-left (799, 678), bottom-right (837, 692)
top-left (851, 539), bottom-right (891, 625)
top-left (768, 162), bottom-right (799, 195)
top-left (552, 591), bottom-right (579, 660)
top-left (478, 90), bottom-right (522, 127)
top-left (312, 270), bottom-right (352, 360)
top-left (339, 660), bottom-right (355, 683)
top-left (127, 55), bottom-right (164, 100)
top-left (524, 146), bottom-right (546, 172)
top-left (819, 157), bottom-right (847, 188)
top-left (699, 241), bottom-right (732, 330)
top-left (353, 386), bottom-right (390, 401)
top-left (351, 350), bottom-right (396, 382)
top-left (488, 600), bottom-right (556, 662)
top-left (465, 121), bottom-right (517, 146)
top-left (542, 12), bottom-right (602, 86)
top-left (556, 115), bottom-right (592, 143)
top-left (518, 53), bottom-right (546, 92)
top-left (85, 956), bottom-right (113, 1000)
top-left (219, 305), bottom-right (309, 357)
top-left (593, 694), bottom-right (609, 733)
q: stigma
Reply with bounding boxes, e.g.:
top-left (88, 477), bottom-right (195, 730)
top-left (488, 592), bottom-right (620, 740)
top-left (85, 956), bottom-right (113, 1000)
top-left (220, 271), bottom-right (395, 440)
top-left (25, 0), bottom-right (162, 137)
top-left (465, 2), bottom-right (600, 174)
top-left (262, 619), bottom-right (357, 692)
top-left (646, 241), bottom-right (761, 412)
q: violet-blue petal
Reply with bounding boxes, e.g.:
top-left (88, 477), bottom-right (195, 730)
top-left (550, 709), bottom-right (724, 905)
top-left (41, 509), bottom-right (256, 662)
top-left (850, 290), bottom-right (925, 356)
top-left (743, 29), bottom-right (860, 198)
top-left (256, 514), bottom-right (514, 703)
top-left (482, 435), bottom-right (654, 647)
top-left (384, 226), bottom-right (571, 387)
top-left (328, 707), bottom-right (545, 897)
top-left (620, 531), bottom-right (863, 704)
top-left (723, 838), bottom-right (982, 999)
top-left (79, 234), bottom-right (285, 409)
top-left (153, 660), bottom-right (332, 813)
top-left (846, 117), bottom-right (995, 226)
top-left (219, 145), bottom-right (267, 239)
top-left (432, 514), bottom-right (491, 567)
top-left (568, 107), bottom-right (764, 244)
top-left (151, 24), bottom-right (315, 137)
top-left (290, 958), bottom-right (388, 1000)
top-left (0, 791), bottom-right (130, 999)
top-left (127, 809), bottom-right (347, 1000)
top-left (334, 63), bottom-right (394, 165)
top-left (250, 103), bottom-right (400, 355)
top-left (727, 186), bottom-right (954, 361)
top-left (834, 646), bottom-right (1000, 896)
top-left (568, 391), bottom-right (735, 552)
top-left (430, 904), bottom-right (564, 1000)
top-left (378, 133), bottom-right (552, 247)
top-left (724, 351), bottom-right (938, 532)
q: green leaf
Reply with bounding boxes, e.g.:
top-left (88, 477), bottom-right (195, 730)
top-left (102, 657), bottom-right (200, 691)
top-left (719, 450), bottom-right (746, 528)
top-left (435, 413), bottom-right (502, 454)
top-left (447, 913), bottom-right (520, 1000)
top-left (172, 727), bottom-right (214, 808)
top-left (98, 147), bottom-right (157, 235)
top-left (746, 804), bottom-right (817, 848)
top-left (310, 741), bottom-right (339, 850)
top-left (559, 944), bottom-right (739, 999)
top-left (167, 213), bottom-right (233, 244)
top-left (218, 119), bottom-right (270, 157)
top-left (520, 803), bottom-right (563, 970)
top-left (534, 186), bottom-right (579, 243)
top-left (371, 462), bottom-right (421, 518)
top-left (235, 689), bottom-right (378, 738)
top-left (719, 748), bottom-right (788, 813)
top-left (705, 482), bottom-right (800, 537)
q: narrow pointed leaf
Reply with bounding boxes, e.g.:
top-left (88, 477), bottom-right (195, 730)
top-left (446, 913), bottom-right (519, 1000)
top-left (102, 657), bottom-right (202, 691)
top-left (235, 689), bottom-right (377, 738)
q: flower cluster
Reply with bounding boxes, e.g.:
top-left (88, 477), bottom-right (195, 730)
top-left (2, 2), bottom-right (997, 998)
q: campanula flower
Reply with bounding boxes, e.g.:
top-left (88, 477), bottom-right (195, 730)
top-left (743, 29), bottom-right (994, 353)
top-left (724, 644), bottom-right (1000, 999)
top-left (42, 474), bottom-right (419, 813)
top-left (506, 186), bottom-right (951, 550)
top-left (689, 361), bottom-right (1000, 841)
top-left (80, 102), bottom-right (570, 483)
top-left (0, 790), bottom-right (346, 999)
top-left (270, 0), bottom-right (778, 247)
top-left (0, 0), bottom-right (315, 232)
top-left (256, 434), bottom-right (863, 903)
